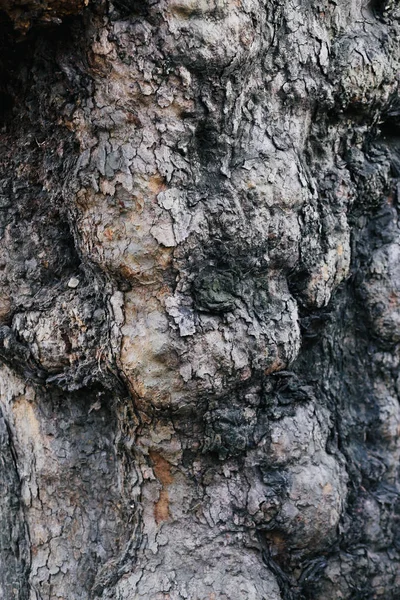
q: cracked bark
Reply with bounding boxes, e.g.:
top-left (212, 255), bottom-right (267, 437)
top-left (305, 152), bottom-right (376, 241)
top-left (0, 0), bottom-right (400, 598)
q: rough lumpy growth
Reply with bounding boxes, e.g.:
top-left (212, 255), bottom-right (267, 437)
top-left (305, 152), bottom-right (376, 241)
top-left (0, 0), bottom-right (399, 598)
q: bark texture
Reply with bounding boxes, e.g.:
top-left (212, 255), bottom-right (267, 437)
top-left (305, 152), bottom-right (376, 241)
top-left (0, 0), bottom-right (400, 598)
top-left (0, 0), bottom-right (86, 32)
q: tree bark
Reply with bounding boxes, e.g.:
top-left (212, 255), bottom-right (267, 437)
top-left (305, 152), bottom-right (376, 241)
top-left (0, 0), bottom-right (400, 598)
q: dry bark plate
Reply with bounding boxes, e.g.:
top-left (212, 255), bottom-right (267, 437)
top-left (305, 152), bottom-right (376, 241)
top-left (0, 0), bottom-right (399, 598)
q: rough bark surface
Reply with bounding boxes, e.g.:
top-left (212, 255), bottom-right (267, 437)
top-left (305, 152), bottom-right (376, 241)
top-left (0, 0), bottom-right (86, 32)
top-left (0, 0), bottom-right (400, 598)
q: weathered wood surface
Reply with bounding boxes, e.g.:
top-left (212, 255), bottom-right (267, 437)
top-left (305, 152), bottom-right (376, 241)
top-left (0, 0), bottom-right (400, 598)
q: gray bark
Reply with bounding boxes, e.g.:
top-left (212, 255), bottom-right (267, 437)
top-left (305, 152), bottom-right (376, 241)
top-left (0, 0), bottom-right (400, 598)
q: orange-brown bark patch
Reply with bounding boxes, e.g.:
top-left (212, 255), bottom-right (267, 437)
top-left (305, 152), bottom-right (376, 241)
top-left (149, 451), bottom-right (173, 524)
top-left (154, 489), bottom-right (170, 524)
top-left (149, 451), bottom-right (173, 486)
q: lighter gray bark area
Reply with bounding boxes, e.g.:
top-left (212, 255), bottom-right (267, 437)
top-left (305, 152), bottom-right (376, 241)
top-left (0, 0), bottom-right (400, 598)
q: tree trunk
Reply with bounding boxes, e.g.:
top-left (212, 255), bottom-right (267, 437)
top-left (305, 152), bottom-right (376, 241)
top-left (0, 0), bottom-right (400, 598)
